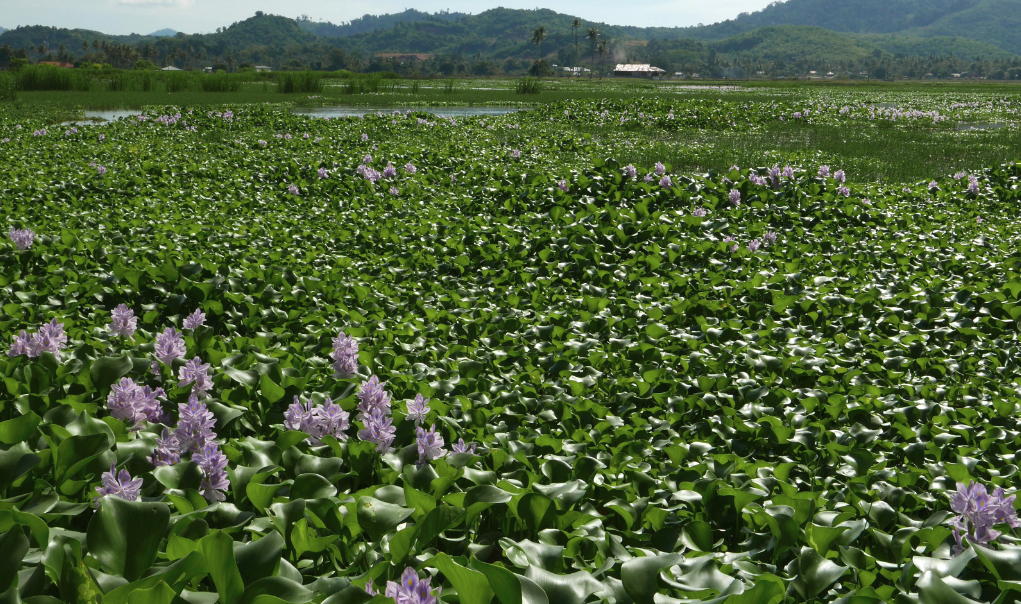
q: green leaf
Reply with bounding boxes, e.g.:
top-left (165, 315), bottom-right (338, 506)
top-left (0, 411), bottom-right (41, 445)
top-left (198, 530), bottom-right (245, 604)
top-left (55, 433), bottom-right (111, 484)
top-left (429, 552), bottom-right (494, 604)
top-left (86, 498), bottom-right (170, 581)
top-left (790, 547), bottom-right (848, 600)
top-left (236, 577), bottom-right (314, 604)
top-left (471, 558), bottom-right (549, 604)
top-left (917, 571), bottom-right (981, 604)
top-left (356, 496), bottom-right (413, 543)
top-left (259, 374), bottom-right (285, 404)
top-left (622, 553), bottom-right (685, 604)
top-left (681, 521), bottom-right (713, 552)
top-left (235, 531), bottom-right (284, 587)
top-left (0, 528), bottom-right (30, 592)
top-left (90, 356), bottom-right (133, 391)
top-left (0, 443), bottom-right (40, 492)
top-left (416, 505), bottom-right (465, 549)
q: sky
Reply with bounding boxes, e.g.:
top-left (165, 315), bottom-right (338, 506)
top-left (0, 0), bottom-right (773, 35)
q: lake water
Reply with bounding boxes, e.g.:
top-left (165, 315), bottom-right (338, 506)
top-left (291, 106), bottom-right (525, 118)
top-left (956, 121), bottom-right (1008, 131)
top-left (61, 109), bottom-right (144, 126)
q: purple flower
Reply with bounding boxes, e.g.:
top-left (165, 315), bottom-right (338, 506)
top-left (954, 171), bottom-right (967, 180)
top-left (416, 424), bottom-right (446, 466)
top-left (782, 165), bottom-right (794, 179)
top-left (22, 319), bottom-right (67, 358)
top-left (107, 377), bottom-right (166, 429)
top-left (558, 180), bottom-right (569, 192)
top-left (510, 149), bottom-right (521, 159)
top-left (692, 208), bottom-right (706, 217)
top-left (175, 395), bottom-right (217, 454)
top-left (358, 406), bottom-right (396, 453)
top-left (818, 165), bottom-right (830, 178)
top-left (288, 184), bottom-right (300, 196)
top-left (303, 132), bottom-right (310, 139)
top-left (193, 442), bottom-right (230, 502)
top-left (315, 397), bottom-right (350, 442)
top-left (361, 133), bottom-right (369, 142)
top-left (98, 134), bottom-right (105, 141)
top-left (110, 304), bottom-right (137, 340)
top-left (285, 396), bottom-right (323, 441)
top-left (644, 173), bottom-right (654, 183)
top-left (94, 464), bottom-right (142, 507)
top-left (404, 162), bottom-right (417, 174)
top-left (659, 175), bottom-right (672, 188)
top-left (729, 165), bottom-right (740, 173)
top-left (97, 165), bottom-right (107, 176)
top-left (728, 189), bottom-right (741, 207)
top-left (178, 357), bottom-right (213, 395)
top-left (331, 331), bottom-right (359, 377)
top-left (968, 175), bottom-right (979, 194)
top-left (763, 231), bottom-right (777, 246)
top-left (183, 309), bottom-right (206, 330)
top-left (654, 162), bottom-right (666, 175)
top-left (363, 154), bottom-right (373, 165)
top-left (383, 163), bottom-right (397, 178)
top-left (154, 327), bottom-right (186, 366)
top-left (834, 170), bottom-right (846, 183)
top-left (406, 394), bottom-right (430, 425)
top-left (949, 481), bottom-right (1020, 552)
top-left (7, 331), bottom-right (31, 357)
top-left (149, 428), bottom-right (180, 467)
top-left (8, 228), bottom-right (35, 250)
top-left (624, 164), bottom-right (637, 178)
top-left (356, 375), bottom-right (392, 419)
top-left (451, 438), bottom-right (477, 454)
top-left (386, 567), bottom-right (441, 604)
top-left (150, 360), bottom-right (162, 381)
top-left (390, 186), bottom-right (400, 196)
top-left (837, 186), bottom-right (850, 197)
top-left (258, 140), bottom-right (267, 147)
top-left (747, 239), bottom-right (761, 252)
top-left (318, 167), bottom-right (328, 179)
top-left (769, 166), bottom-right (781, 188)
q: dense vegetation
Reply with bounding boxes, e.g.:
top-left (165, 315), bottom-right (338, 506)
top-left (1, 87), bottom-right (1021, 604)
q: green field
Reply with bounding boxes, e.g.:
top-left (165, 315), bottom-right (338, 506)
top-left (1, 81), bottom-right (1021, 604)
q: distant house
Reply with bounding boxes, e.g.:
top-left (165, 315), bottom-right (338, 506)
top-left (203, 66), bottom-right (214, 73)
top-left (255, 65), bottom-right (273, 72)
top-left (162, 66), bottom-right (182, 71)
top-left (613, 64), bottom-right (666, 78)
top-left (38, 61), bottom-right (74, 69)
top-left (562, 66), bottom-right (589, 76)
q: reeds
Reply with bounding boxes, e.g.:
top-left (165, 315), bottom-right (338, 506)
top-left (277, 71), bottom-right (324, 94)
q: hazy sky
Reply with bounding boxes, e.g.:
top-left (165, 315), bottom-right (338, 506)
top-left (0, 1), bottom-right (772, 35)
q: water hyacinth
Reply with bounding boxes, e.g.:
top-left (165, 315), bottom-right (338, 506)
top-left (284, 396), bottom-right (351, 445)
top-left (361, 133), bottom-right (369, 141)
top-left (390, 186), bottom-right (400, 196)
top-left (968, 174), bottom-right (980, 194)
top-left (644, 173), bottom-right (654, 183)
top-left (258, 140), bottom-right (267, 147)
top-left (358, 406), bottom-right (396, 453)
top-left (818, 165), bottom-right (830, 178)
top-left (406, 394), bottom-right (430, 425)
top-left (154, 327), bottom-right (186, 366)
top-left (107, 377), bottom-right (166, 429)
top-left (318, 167), bottom-right (329, 179)
top-left (288, 184), bottom-right (300, 196)
top-left (356, 375), bottom-right (392, 419)
top-left (193, 442), bottom-right (230, 502)
top-left (363, 154), bottom-right (372, 165)
top-left (175, 395), bottom-right (217, 454)
top-left (747, 239), bottom-right (762, 253)
top-left (782, 165), bottom-right (795, 179)
top-left (949, 481), bottom-right (1021, 552)
top-left (762, 231), bottom-right (778, 246)
top-left (369, 567), bottom-right (441, 604)
top-left (178, 357), bottom-right (213, 395)
top-left (183, 308), bottom-right (206, 330)
top-left (624, 164), bottom-right (637, 178)
top-left (331, 331), bottom-right (359, 377)
top-left (837, 186), bottom-right (851, 197)
top-left (383, 162), bottom-right (397, 178)
top-left (729, 189), bottom-right (741, 207)
top-left (8, 319), bottom-right (68, 359)
top-left (659, 175), bottom-right (672, 188)
top-left (415, 424), bottom-right (446, 465)
top-left (510, 149), bottom-right (521, 159)
top-left (654, 161), bottom-right (666, 175)
top-left (692, 208), bottom-right (707, 217)
top-left (94, 464), bottom-right (142, 507)
top-left (557, 180), bottom-right (569, 192)
top-left (451, 438), bottom-right (477, 454)
top-left (404, 162), bottom-right (417, 174)
top-left (834, 169), bottom-right (846, 183)
top-left (8, 228), bottom-right (35, 250)
top-left (150, 428), bottom-right (181, 467)
top-left (109, 304), bottom-right (137, 339)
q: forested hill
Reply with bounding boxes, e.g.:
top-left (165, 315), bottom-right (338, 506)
top-left (296, 10), bottom-right (467, 37)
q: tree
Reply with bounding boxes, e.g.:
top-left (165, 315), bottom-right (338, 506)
top-left (531, 26), bottom-right (546, 64)
top-left (586, 27), bottom-right (599, 77)
top-left (572, 18), bottom-right (581, 63)
top-left (598, 39), bottom-right (608, 78)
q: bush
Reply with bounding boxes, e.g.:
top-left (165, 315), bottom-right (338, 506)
top-left (134, 60), bottom-right (159, 71)
top-left (515, 77), bottom-right (544, 94)
top-left (0, 73), bottom-right (15, 101)
top-left (277, 71), bottom-right (323, 94)
top-left (201, 73), bottom-right (242, 92)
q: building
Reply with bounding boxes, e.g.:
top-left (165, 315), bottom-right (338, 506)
top-left (161, 66), bottom-right (182, 71)
top-left (561, 66), bottom-right (590, 76)
top-left (613, 64), bottom-right (666, 78)
top-left (255, 66), bottom-right (273, 72)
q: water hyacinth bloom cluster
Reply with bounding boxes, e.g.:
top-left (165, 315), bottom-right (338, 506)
top-left (729, 189), bottom-right (741, 207)
top-left (416, 424), bottom-right (446, 466)
top-left (404, 162), bottom-right (417, 174)
top-left (949, 481), bottom-right (1021, 552)
top-left (452, 438), bottom-right (477, 454)
top-left (624, 164), bottom-right (637, 178)
top-left (692, 208), bottom-right (707, 217)
top-left (284, 396), bottom-right (351, 445)
top-left (318, 167), bottom-right (329, 179)
top-left (183, 309), bottom-right (206, 330)
top-left (366, 567), bottom-right (441, 604)
top-left (8, 228), bottom-right (35, 250)
top-left (154, 327), bottom-right (186, 366)
top-left (383, 162), bottom-right (397, 178)
top-left (357, 164), bottom-right (382, 183)
top-left (356, 376), bottom-right (396, 452)
top-left (557, 180), bottom-right (569, 192)
top-left (94, 464), bottom-right (143, 507)
top-left (968, 174), bottom-right (980, 194)
top-left (178, 357), bottom-right (213, 395)
top-left (96, 165), bottom-right (107, 176)
top-left (406, 394), bottom-right (430, 425)
top-left (818, 165), bottom-right (830, 178)
top-left (331, 331), bottom-right (359, 377)
top-left (107, 377), bottom-right (166, 429)
top-left (289, 184), bottom-right (300, 196)
top-left (109, 304), bottom-right (137, 339)
top-left (149, 396), bottom-right (230, 502)
top-left (7, 319), bottom-right (67, 359)
top-left (659, 175), bottom-right (672, 188)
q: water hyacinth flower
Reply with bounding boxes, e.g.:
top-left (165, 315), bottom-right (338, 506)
top-left (7, 331), bottom-right (31, 357)
top-left (318, 167), bottom-right (329, 179)
top-left (288, 184), bottom-right (300, 196)
top-left (284, 397), bottom-right (318, 439)
top-left (178, 357), bottom-right (213, 395)
top-left (97, 165), bottom-right (107, 176)
top-left (834, 169), bottom-right (846, 183)
top-left (762, 231), bottom-right (778, 246)
top-left (729, 165), bottom-right (740, 173)
top-left (954, 171), bottom-right (967, 180)
top-left (452, 438), bottom-right (477, 454)
top-left (769, 166), bottom-right (781, 188)
top-left (692, 208), bottom-right (707, 217)
top-left (406, 394), bottom-right (430, 425)
top-left (659, 175), bottom-right (672, 188)
top-left (361, 133), bottom-right (369, 141)
top-left (949, 481), bottom-right (1021, 552)
top-left (107, 377), bottom-right (166, 429)
top-left (94, 464), bottom-right (143, 507)
top-left (404, 162), bottom-right (417, 174)
top-left (837, 186), bottom-right (850, 197)
top-left (818, 165), bottom-right (830, 178)
top-left (98, 133), bottom-right (105, 141)
top-left (782, 165), bottom-right (795, 179)
top-left (968, 175), bottom-right (979, 194)
top-left (154, 327), bottom-right (186, 366)
top-left (183, 309), bottom-right (206, 330)
top-left (928, 181), bottom-right (939, 190)
top-left (390, 186), bottom-right (400, 196)
top-left (729, 189), bottom-right (741, 207)
top-left (363, 154), bottom-right (373, 165)
top-left (316, 398), bottom-right (350, 442)
top-left (654, 162), bottom-right (666, 175)
top-left (175, 395), bottom-right (217, 454)
top-left (331, 331), bottom-right (359, 377)
top-left (416, 424), bottom-right (446, 465)
top-left (747, 239), bottom-right (761, 253)
top-left (150, 428), bottom-right (181, 467)
top-left (109, 304), bottom-right (137, 340)
top-left (193, 442), bottom-right (230, 502)
top-left (510, 149), bottom-right (521, 159)
top-left (358, 406), bottom-right (396, 453)
top-left (258, 140), bottom-right (267, 147)
top-left (624, 164), bottom-right (637, 178)
top-left (8, 228), bottom-right (35, 250)
top-left (284, 396), bottom-right (350, 445)
top-left (383, 162), bottom-right (397, 178)
top-left (356, 375), bottom-right (392, 419)
top-left (10, 319), bottom-right (68, 359)
top-left (382, 567), bottom-right (442, 604)
top-left (557, 180), bottom-right (569, 192)
top-left (644, 173), bottom-right (654, 183)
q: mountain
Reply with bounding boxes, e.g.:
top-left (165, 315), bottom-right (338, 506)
top-left (148, 28), bottom-right (178, 37)
top-left (297, 9), bottom-right (466, 37)
top-left (0, 27), bottom-right (6, 35)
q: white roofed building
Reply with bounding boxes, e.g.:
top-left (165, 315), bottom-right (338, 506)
top-left (613, 64), bottom-right (666, 78)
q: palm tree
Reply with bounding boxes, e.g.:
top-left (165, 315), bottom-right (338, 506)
top-left (572, 18), bottom-right (581, 63)
top-left (586, 27), bottom-right (599, 77)
top-left (531, 26), bottom-right (547, 63)
top-left (598, 40), bottom-right (608, 78)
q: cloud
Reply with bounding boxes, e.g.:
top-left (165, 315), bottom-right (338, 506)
top-left (114, 0), bottom-right (193, 7)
